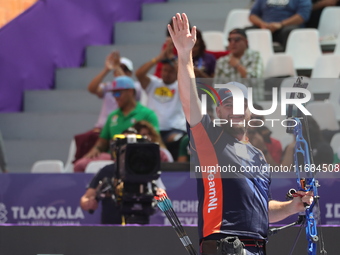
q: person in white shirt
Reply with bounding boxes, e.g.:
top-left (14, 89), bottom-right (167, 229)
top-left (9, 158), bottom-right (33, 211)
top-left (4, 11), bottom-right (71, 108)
top-left (135, 47), bottom-right (186, 144)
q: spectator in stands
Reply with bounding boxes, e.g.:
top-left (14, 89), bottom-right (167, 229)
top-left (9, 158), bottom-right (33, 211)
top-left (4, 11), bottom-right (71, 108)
top-left (249, 0), bottom-right (312, 50)
top-left (177, 134), bottom-right (190, 162)
top-left (281, 116), bottom-right (334, 167)
top-left (88, 51), bottom-right (142, 127)
top-left (135, 54), bottom-right (186, 145)
top-left (154, 18), bottom-right (178, 78)
top-left (0, 130), bottom-right (8, 173)
top-left (154, 27), bottom-right (216, 120)
top-left (133, 120), bottom-right (174, 162)
top-left (73, 51), bottom-right (142, 164)
top-left (73, 76), bottom-right (159, 172)
top-left (154, 20), bottom-right (224, 78)
top-left (214, 28), bottom-right (263, 83)
top-left (306, 0), bottom-right (340, 28)
top-left (192, 29), bottom-right (216, 78)
top-left (247, 104), bottom-right (283, 165)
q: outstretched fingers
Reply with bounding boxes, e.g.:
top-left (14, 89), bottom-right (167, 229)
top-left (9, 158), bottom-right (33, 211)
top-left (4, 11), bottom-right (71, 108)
top-left (168, 13), bottom-right (196, 37)
top-left (167, 14), bottom-right (179, 38)
top-left (179, 13), bottom-right (186, 30)
top-left (191, 25), bottom-right (197, 42)
top-left (181, 13), bottom-right (189, 32)
top-left (170, 13), bottom-right (188, 34)
top-left (173, 13), bottom-right (181, 33)
top-left (167, 23), bottom-right (174, 38)
top-left (180, 13), bottom-right (197, 39)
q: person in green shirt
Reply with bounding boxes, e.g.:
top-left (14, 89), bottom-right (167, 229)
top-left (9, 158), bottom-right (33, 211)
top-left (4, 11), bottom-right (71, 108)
top-left (177, 134), bottom-right (190, 162)
top-left (74, 76), bottom-right (159, 172)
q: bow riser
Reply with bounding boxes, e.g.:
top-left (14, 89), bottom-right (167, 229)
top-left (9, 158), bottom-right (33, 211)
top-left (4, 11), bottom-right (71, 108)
top-left (293, 118), bottom-right (319, 255)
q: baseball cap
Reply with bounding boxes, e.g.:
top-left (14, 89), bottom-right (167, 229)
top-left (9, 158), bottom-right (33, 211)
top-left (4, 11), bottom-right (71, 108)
top-left (217, 81), bottom-right (248, 105)
top-left (110, 76), bottom-right (135, 91)
top-left (229, 28), bottom-right (247, 39)
top-left (120, 57), bottom-right (134, 71)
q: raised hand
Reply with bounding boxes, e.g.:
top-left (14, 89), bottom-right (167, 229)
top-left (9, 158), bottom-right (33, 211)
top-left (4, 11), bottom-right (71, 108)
top-left (111, 51), bottom-right (121, 67)
top-left (105, 51), bottom-right (121, 70)
top-left (167, 13), bottom-right (196, 55)
top-left (157, 37), bottom-right (175, 62)
top-left (168, 13), bottom-right (202, 127)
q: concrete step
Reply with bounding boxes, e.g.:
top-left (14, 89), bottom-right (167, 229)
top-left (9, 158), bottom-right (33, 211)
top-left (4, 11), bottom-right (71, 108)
top-left (0, 112), bottom-right (98, 140)
top-left (55, 67), bottom-right (113, 90)
top-left (23, 90), bottom-right (102, 113)
top-left (85, 44), bottom-right (160, 71)
top-left (142, 1), bottom-right (250, 22)
top-left (114, 19), bottom-right (225, 45)
top-left (4, 139), bottom-right (71, 173)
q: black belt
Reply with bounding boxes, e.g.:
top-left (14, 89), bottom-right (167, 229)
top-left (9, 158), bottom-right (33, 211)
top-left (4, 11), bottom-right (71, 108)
top-left (201, 238), bottom-right (266, 254)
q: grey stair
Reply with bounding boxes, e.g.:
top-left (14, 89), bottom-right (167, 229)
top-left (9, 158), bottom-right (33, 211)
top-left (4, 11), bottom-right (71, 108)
top-left (86, 44), bottom-right (160, 70)
top-left (55, 67), bottom-right (113, 90)
top-left (5, 139), bottom-right (71, 173)
top-left (142, 1), bottom-right (250, 22)
top-left (115, 22), bottom-right (170, 45)
top-left (115, 19), bottom-right (225, 45)
top-left (0, 112), bottom-right (98, 140)
top-left (24, 90), bottom-right (102, 113)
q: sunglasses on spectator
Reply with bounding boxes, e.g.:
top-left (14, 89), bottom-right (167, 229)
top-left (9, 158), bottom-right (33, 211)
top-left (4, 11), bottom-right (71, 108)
top-left (227, 37), bottom-right (243, 43)
top-left (112, 90), bottom-right (126, 98)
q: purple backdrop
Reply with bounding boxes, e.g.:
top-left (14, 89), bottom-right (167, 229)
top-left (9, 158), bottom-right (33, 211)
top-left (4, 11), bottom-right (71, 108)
top-left (0, 172), bottom-right (197, 226)
top-left (0, 0), bottom-right (165, 112)
top-left (0, 172), bottom-right (339, 226)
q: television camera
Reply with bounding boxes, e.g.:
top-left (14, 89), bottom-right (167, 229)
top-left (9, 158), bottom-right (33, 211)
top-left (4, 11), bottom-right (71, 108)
top-left (94, 134), bottom-right (161, 224)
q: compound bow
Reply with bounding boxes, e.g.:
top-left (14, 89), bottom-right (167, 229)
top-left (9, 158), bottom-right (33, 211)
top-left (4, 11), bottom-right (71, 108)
top-left (269, 77), bottom-right (327, 255)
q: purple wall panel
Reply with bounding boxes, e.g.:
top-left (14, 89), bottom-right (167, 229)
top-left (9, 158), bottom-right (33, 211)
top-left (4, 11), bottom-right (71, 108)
top-left (0, 0), bottom-right (165, 112)
top-left (0, 172), bottom-right (339, 226)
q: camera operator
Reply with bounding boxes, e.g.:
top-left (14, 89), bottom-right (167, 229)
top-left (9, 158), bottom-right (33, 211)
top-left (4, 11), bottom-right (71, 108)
top-left (80, 163), bottom-right (121, 224)
top-left (80, 128), bottom-right (166, 225)
top-left (80, 163), bottom-right (165, 224)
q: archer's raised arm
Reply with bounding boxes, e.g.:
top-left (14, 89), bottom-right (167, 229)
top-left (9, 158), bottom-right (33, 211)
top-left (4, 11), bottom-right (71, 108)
top-left (168, 13), bottom-right (202, 127)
